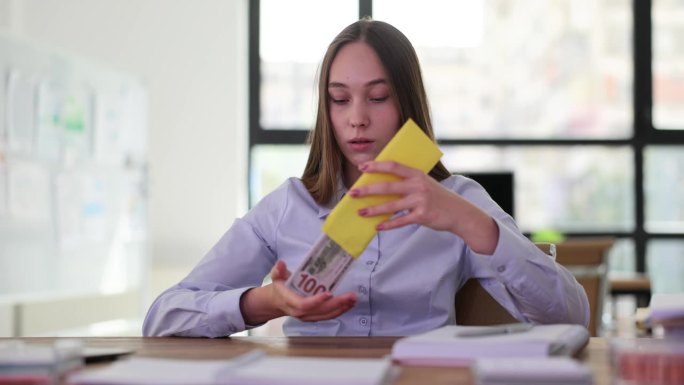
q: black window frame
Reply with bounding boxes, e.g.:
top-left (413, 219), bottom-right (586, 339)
top-left (249, 0), bottom-right (684, 274)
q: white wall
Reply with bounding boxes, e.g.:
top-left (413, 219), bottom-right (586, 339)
top-left (0, 0), bottom-right (249, 304)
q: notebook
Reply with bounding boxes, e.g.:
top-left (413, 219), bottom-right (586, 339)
top-left (68, 350), bottom-right (392, 385)
top-left (473, 357), bottom-right (593, 385)
top-left (391, 323), bottom-right (589, 366)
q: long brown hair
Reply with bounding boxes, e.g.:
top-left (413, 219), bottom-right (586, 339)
top-left (301, 18), bottom-right (452, 205)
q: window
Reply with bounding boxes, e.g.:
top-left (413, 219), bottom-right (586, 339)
top-left (249, 0), bottom-right (684, 292)
top-left (259, 0), bottom-right (357, 129)
top-left (653, 0), bottom-right (684, 129)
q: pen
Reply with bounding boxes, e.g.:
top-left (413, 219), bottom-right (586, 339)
top-left (455, 323), bottom-right (533, 337)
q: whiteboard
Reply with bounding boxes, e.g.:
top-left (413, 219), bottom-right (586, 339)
top-left (0, 33), bottom-right (148, 299)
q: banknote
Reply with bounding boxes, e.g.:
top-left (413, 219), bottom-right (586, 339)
top-left (285, 234), bottom-right (354, 297)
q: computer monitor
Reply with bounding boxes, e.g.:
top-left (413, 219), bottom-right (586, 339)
top-left (461, 172), bottom-right (515, 218)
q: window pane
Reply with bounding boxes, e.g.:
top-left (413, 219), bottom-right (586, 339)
top-left (607, 238), bottom-right (636, 274)
top-left (644, 146), bottom-right (684, 232)
top-left (647, 239), bottom-right (684, 293)
top-left (653, 0), bottom-right (684, 129)
top-left (442, 146), bottom-right (634, 232)
top-left (250, 145), bottom-right (309, 204)
top-left (260, 0), bottom-right (357, 130)
top-left (374, 0), bottom-right (632, 139)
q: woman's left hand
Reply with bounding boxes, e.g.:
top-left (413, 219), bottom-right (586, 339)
top-left (349, 161), bottom-right (499, 254)
top-left (350, 161), bottom-right (460, 232)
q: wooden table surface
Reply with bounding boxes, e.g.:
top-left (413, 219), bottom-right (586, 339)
top-left (10, 336), bottom-right (612, 385)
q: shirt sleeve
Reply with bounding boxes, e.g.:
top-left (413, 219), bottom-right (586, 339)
top-left (467, 219), bottom-right (590, 327)
top-left (142, 185), bottom-right (287, 337)
top-left (452, 176), bottom-right (590, 327)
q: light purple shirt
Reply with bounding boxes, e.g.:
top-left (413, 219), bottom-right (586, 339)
top-left (143, 175), bottom-right (589, 337)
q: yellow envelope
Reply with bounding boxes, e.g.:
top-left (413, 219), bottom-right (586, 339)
top-left (322, 119), bottom-right (443, 257)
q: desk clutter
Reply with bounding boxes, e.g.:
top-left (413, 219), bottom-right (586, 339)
top-left (391, 323), bottom-right (594, 385)
top-left (16, 319), bottom-right (684, 385)
top-left (0, 340), bottom-right (83, 384)
top-left (0, 323), bottom-right (600, 385)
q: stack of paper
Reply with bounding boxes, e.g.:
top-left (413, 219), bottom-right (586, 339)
top-left (473, 357), bottom-right (593, 385)
top-left (68, 350), bottom-right (393, 385)
top-left (649, 293), bottom-right (684, 338)
top-left (0, 340), bottom-right (83, 384)
top-left (391, 323), bottom-right (589, 366)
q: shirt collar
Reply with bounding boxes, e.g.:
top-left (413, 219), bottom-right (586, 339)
top-left (316, 176), bottom-right (348, 219)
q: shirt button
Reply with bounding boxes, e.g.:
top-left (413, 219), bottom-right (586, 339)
top-left (358, 285), bottom-right (368, 295)
top-left (497, 265), bottom-right (506, 273)
top-left (359, 317), bottom-right (368, 326)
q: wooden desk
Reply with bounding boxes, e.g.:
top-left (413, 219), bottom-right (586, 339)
top-left (11, 336), bottom-right (612, 385)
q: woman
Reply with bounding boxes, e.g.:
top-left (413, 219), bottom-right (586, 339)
top-left (143, 18), bottom-right (589, 337)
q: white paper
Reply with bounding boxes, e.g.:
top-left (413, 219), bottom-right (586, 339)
top-left (0, 339), bottom-right (83, 368)
top-left (61, 89), bottom-right (93, 164)
top-left (7, 160), bottom-right (51, 222)
top-left (93, 91), bottom-right (125, 165)
top-left (474, 357), bottom-right (592, 385)
top-left (69, 352), bottom-right (391, 385)
top-left (391, 324), bottom-right (590, 366)
top-left (6, 70), bottom-right (35, 155)
top-left (35, 81), bottom-right (64, 161)
top-left (0, 152), bottom-right (7, 217)
top-left (1, 68), bottom-right (7, 148)
top-left (226, 355), bottom-right (392, 385)
top-left (55, 171), bottom-right (83, 246)
top-left (69, 351), bottom-right (264, 385)
top-left (650, 293), bottom-right (684, 320)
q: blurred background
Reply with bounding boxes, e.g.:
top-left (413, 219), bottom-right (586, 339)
top-left (0, 0), bottom-right (682, 337)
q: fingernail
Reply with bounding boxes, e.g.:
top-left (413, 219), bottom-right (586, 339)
top-left (359, 163), bottom-right (368, 171)
top-left (376, 223), bottom-right (385, 230)
top-left (349, 189), bottom-right (359, 197)
top-left (358, 208), bottom-right (368, 216)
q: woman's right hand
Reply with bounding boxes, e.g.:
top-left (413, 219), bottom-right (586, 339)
top-left (240, 260), bottom-right (357, 325)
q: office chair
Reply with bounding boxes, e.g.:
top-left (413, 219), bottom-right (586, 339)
top-left (554, 238), bottom-right (613, 336)
top-left (455, 239), bottom-right (613, 336)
